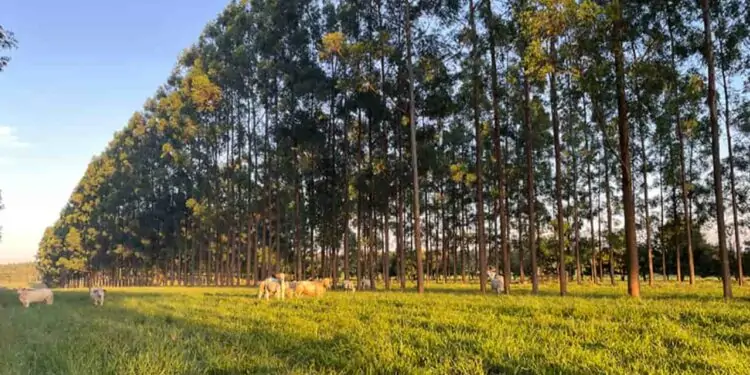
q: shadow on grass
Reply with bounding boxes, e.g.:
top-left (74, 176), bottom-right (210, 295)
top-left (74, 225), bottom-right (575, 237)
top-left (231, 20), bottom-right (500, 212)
top-left (0, 288), bottom-right (594, 374)
top-left (2, 289), bottom-right (350, 374)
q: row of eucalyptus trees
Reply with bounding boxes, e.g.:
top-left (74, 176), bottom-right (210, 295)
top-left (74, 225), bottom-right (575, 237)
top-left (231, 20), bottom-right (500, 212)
top-left (35, 0), bottom-right (750, 298)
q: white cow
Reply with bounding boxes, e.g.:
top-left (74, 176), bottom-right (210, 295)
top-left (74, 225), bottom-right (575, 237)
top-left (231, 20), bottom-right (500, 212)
top-left (359, 278), bottom-right (371, 290)
top-left (487, 267), bottom-right (505, 295)
top-left (16, 287), bottom-right (54, 308)
top-left (342, 279), bottom-right (356, 293)
top-left (257, 273), bottom-right (288, 300)
top-left (89, 287), bottom-right (106, 306)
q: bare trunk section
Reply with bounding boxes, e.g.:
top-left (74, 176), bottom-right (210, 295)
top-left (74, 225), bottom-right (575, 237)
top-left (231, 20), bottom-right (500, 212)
top-left (587, 131), bottom-right (598, 284)
top-left (596, 101), bottom-right (615, 286)
top-left (397, 119), bottom-right (406, 289)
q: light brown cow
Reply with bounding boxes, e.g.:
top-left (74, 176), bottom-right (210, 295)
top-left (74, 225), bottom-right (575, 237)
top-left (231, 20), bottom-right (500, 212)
top-left (295, 278), bottom-right (332, 297)
top-left (16, 287), bottom-right (54, 308)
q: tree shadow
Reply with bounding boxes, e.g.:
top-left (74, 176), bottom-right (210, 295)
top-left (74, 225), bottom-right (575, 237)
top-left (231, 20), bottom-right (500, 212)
top-left (2, 288), bottom-right (600, 374)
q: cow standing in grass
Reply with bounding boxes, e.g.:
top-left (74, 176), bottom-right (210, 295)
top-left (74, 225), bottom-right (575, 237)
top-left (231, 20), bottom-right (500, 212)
top-left (295, 278), bottom-right (331, 297)
top-left (343, 279), bottom-right (356, 293)
top-left (89, 287), bottom-right (106, 306)
top-left (257, 273), bottom-right (288, 300)
top-left (16, 287), bottom-right (54, 308)
top-left (359, 278), bottom-right (371, 290)
top-left (487, 267), bottom-right (505, 295)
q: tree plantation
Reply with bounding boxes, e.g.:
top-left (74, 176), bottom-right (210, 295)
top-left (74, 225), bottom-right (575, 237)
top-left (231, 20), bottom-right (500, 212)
top-left (34, 0), bottom-right (750, 299)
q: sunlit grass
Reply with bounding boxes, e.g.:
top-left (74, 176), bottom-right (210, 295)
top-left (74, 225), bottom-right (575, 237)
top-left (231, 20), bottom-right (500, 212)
top-left (1, 281), bottom-right (749, 374)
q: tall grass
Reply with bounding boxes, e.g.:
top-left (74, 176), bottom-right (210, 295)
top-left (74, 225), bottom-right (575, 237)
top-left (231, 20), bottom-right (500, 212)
top-left (1, 282), bottom-right (749, 374)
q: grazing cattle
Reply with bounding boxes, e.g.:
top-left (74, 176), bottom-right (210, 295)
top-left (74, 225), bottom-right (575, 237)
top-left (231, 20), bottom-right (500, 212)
top-left (359, 278), bottom-right (371, 290)
top-left (258, 273), bottom-right (288, 300)
top-left (89, 287), bottom-right (106, 306)
top-left (295, 278), bottom-right (331, 297)
top-left (16, 287), bottom-right (54, 308)
top-left (487, 267), bottom-right (505, 295)
top-left (342, 279), bottom-right (356, 293)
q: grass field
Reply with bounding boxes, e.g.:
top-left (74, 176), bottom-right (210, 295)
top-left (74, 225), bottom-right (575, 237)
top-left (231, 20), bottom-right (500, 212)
top-left (2, 282), bottom-right (750, 375)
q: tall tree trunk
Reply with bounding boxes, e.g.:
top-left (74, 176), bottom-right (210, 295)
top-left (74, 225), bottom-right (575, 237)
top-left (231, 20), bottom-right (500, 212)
top-left (383, 210), bottom-right (390, 289)
top-left (452, 184), bottom-right (458, 282)
top-left (573, 147), bottom-right (583, 284)
top-left (614, 5), bottom-right (640, 293)
top-left (518, 203), bottom-right (525, 284)
top-left (368, 108), bottom-right (376, 289)
top-left (379, 24), bottom-right (390, 290)
top-left (586, 127), bottom-right (598, 284)
top-left (469, 0), bottom-right (487, 292)
top-left (357, 110), bottom-right (363, 286)
top-left (461, 202), bottom-right (467, 284)
top-left (247, 219), bottom-right (254, 286)
top-left (397, 123), bottom-right (406, 289)
top-left (522, 57), bottom-right (538, 294)
top-left (672, 183), bottom-right (682, 282)
top-left (405, 0), bottom-right (424, 293)
top-left (627, 41), bottom-right (654, 287)
top-left (719, 36), bottom-right (743, 286)
top-left (700, 0), bottom-right (732, 298)
top-left (667, 15), bottom-right (695, 286)
top-left (295, 148), bottom-right (302, 280)
top-left (597, 103), bottom-right (615, 286)
top-left (442, 184), bottom-right (449, 283)
top-left (484, 0), bottom-right (510, 293)
top-left (640, 123), bottom-right (654, 286)
top-left (343, 111), bottom-right (350, 282)
top-left (597, 165), bottom-right (605, 281)
top-left (549, 37), bottom-right (566, 295)
top-left (660, 151), bottom-right (667, 281)
top-left (276, 194), bottom-right (281, 277)
top-left (425, 190), bottom-right (431, 283)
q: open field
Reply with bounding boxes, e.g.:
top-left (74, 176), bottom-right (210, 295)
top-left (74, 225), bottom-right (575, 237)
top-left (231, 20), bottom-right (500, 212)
top-left (2, 282), bottom-right (750, 375)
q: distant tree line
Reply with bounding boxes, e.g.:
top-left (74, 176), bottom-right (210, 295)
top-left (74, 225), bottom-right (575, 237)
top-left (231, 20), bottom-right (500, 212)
top-left (35, 0), bottom-right (750, 298)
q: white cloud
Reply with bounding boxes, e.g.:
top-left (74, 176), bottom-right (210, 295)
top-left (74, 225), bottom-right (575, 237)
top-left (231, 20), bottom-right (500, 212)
top-left (0, 126), bottom-right (29, 149)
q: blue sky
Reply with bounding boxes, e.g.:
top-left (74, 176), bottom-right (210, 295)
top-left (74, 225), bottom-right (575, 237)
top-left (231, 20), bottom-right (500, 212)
top-left (0, 0), bottom-right (228, 263)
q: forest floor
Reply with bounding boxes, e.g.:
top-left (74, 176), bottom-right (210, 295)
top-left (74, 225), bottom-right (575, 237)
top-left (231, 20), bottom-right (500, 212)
top-left (1, 281), bottom-right (750, 374)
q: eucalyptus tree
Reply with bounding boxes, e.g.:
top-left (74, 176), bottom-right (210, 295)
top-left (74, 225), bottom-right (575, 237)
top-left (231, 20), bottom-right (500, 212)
top-left (713, 0), bottom-right (748, 285)
top-left (700, 0), bottom-right (732, 299)
top-left (482, 0), bottom-right (512, 293)
top-left (467, 0), bottom-right (489, 292)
